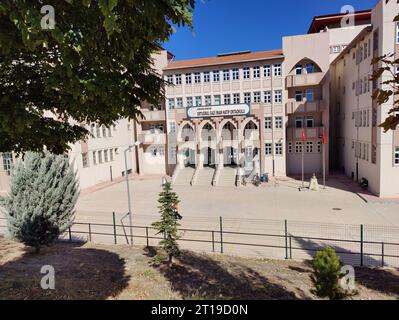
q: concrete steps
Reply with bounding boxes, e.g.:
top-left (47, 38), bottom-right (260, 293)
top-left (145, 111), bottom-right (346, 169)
top-left (173, 167), bottom-right (195, 186)
top-left (218, 167), bottom-right (237, 187)
top-left (195, 167), bottom-right (215, 186)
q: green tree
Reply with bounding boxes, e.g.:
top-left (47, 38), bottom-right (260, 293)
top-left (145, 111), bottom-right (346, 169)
top-left (152, 182), bottom-right (181, 264)
top-left (0, 0), bottom-right (195, 154)
top-left (371, 12), bottom-right (399, 131)
top-left (0, 152), bottom-right (79, 253)
top-left (310, 246), bottom-right (348, 300)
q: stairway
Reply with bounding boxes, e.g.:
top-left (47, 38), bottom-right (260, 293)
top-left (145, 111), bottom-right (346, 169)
top-left (218, 167), bottom-right (237, 187)
top-left (194, 167), bottom-right (215, 186)
top-left (173, 167), bottom-right (195, 186)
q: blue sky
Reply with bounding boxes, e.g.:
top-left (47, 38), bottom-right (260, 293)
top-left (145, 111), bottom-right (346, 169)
top-left (164, 0), bottom-right (378, 60)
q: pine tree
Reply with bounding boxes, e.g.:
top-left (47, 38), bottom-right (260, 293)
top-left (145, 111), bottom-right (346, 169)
top-left (0, 152), bottom-right (79, 253)
top-left (152, 182), bottom-right (181, 264)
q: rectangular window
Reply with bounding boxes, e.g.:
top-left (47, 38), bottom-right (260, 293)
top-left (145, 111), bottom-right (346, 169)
top-left (214, 95), bottom-right (221, 105)
top-left (176, 97), bottom-right (183, 108)
top-left (264, 65), bottom-right (271, 78)
top-left (295, 117), bottom-right (303, 128)
top-left (195, 96), bottom-right (202, 107)
top-left (186, 97), bottom-right (193, 108)
top-left (295, 142), bottom-right (302, 153)
top-left (92, 151), bottom-right (97, 165)
top-left (205, 95), bottom-right (212, 106)
top-left (194, 72), bottom-right (201, 84)
top-left (243, 67), bottom-right (250, 79)
top-left (288, 142), bottom-right (293, 153)
top-left (203, 71), bottom-right (210, 83)
top-left (253, 91), bottom-right (261, 103)
top-left (275, 116), bottom-right (283, 129)
top-left (224, 94), bottom-right (231, 105)
top-left (169, 122), bottom-right (176, 133)
top-left (306, 63), bottom-right (314, 74)
top-left (274, 90), bottom-right (282, 103)
top-left (306, 116), bottom-right (314, 128)
top-left (223, 69), bottom-right (230, 81)
top-left (168, 98), bottom-right (175, 110)
top-left (102, 125), bottom-right (107, 137)
top-left (110, 149), bottom-right (114, 161)
top-left (273, 64), bottom-right (282, 77)
top-left (397, 23), bottom-right (399, 44)
top-left (295, 91), bottom-right (303, 102)
top-left (167, 75), bottom-right (174, 84)
top-left (306, 89), bottom-right (314, 102)
top-left (395, 147), bottom-right (399, 165)
top-left (275, 143), bottom-right (283, 156)
top-left (232, 68), bottom-right (240, 80)
top-left (265, 143), bottom-right (272, 156)
top-left (264, 117), bottom-right (272, 129)
top-left (306, 141), bottom-right (313, 153)
top-left (317, 141), bottom-right (322, 153)
top-left (295, 65), bottom-right (303, 75)
top-left (185, 73), bottom-right (192, 84)
top-left (264, 91), bottom-right (271, 104)
top-left (213, 70), bottom-right (220, 82)
top-left (244, 92), bottom-right (251, 104)
top-left (253, 66), bottom-right (260, 79)
top-left (96, 125), bottom-right (101, 138)
top-left (233, 93), bottom-right (240, 104)
top-left (364, 43), bottom-right (368, 60)
top-left (159, 146), bottom-right (165, 156)
top-left (175, 74), bottom-right (182, 85)
top-left (104, 149), bottom-right (108, 162)
top-left (2, 153), bottom-right (13, 176)
top-left (98, 150), bottom-right (103, 164)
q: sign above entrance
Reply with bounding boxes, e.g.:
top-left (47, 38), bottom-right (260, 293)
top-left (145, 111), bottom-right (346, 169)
top-left (187, 104), bottom-right (250, 118)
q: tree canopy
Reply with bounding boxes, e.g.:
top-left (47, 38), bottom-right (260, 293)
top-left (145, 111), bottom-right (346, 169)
top-left (0, 0), bottom-right (195, 154)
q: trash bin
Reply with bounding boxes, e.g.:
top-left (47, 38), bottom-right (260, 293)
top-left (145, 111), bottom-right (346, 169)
top-left (261, 174), bottom-right (269, 183)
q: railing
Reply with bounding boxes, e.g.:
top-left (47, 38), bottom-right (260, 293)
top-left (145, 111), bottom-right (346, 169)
top-left (285, 100), bottom-right (326, 115)
top-left (286, 72), bottom-right (325, 88)
top-left (1, 216), bottom-right (399, 267)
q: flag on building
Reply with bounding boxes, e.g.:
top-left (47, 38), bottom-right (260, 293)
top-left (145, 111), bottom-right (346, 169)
top-left (322, 127), bottom-right (327, 145)
top-left (302, 128), bottom-right (306, 144)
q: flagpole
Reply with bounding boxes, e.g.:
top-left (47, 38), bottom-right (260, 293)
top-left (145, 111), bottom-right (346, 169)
top-left (323, 141), bottom-right (326, 189)
top-left (301, 127), bottom-right (305, 188)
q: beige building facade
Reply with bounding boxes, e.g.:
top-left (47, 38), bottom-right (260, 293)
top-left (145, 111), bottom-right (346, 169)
top-left (1, 0), bottom-right (398, 196)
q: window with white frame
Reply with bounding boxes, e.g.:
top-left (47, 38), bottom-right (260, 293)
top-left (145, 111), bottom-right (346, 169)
top-left (195, 96), bottom-right (202, 107)
top-left (214, 95), bottom-right (221, 105)
top-left (194, 72), bottom-right (201, 84)
top-left (213, 70), bottom-right (220, 82)
top-left (92, 151), bottom-right (97, 165)
top-left (264, 65), bottom-right (271, 78)
top-left (253, 91), bottom-right (261, 103)
top-left (98, 150), bottom-right (103, 164)
top-left (396, 23), bottom-right (399, 44)
top-left (275, 116), bottom-right (283, 129)
top-left (104, 149), bottom-right (108, 162)
top-left (159, 146), bottom-right (165, 156)
top-left (232, 68), bottom-right (240, 80)
top-left (224, 94), bottom-right (231, 105)
top-left (205, 95), bottom-right (212, 106)
top-left (223, 69), bottom-right (230, 81)
top-left (185, 73), bottom-right (192, 84)
top-left (203, 71), bottom-right (210, 83)
top-left (167, 75), bottom-right (173, 83)
top-left (176, 97), bottom-right (183, 108)
top-left (90, 124), bottom-right (95, 137)
top-left (275, 143), bottom-right (283, 155)
top-left (186, 97), bottom-right (193, 108)
top-left (295, 65), bottom-right (303, 75)
top-left (273, 64), bottom-right (282, 77)
top-left (295, 91), bottom-right (303, 102)
top-left (233, 93), bottom-right (240, 104)
top-left (244, 92), bottom-right (251, 104)
top-left (274, 90), bottom-right (282, 103)
top-left (265, 143), bottom-right (272, 156)
top-left (168, 98), bottom-right (175, 110)
top-left (102, 125), bottom-right (107, 137)
top-left (96, 125), bottom-right (101, 138)
top-left (395, 147), bottom-right (399, 165)
top-left (265, 117), bottom-right (272, 129)
top-left (306, 89), bottom-right (314, 102)
top-left (306, 141), bottom-right (313, 153)
top-left (243, 67), bottom-right (250, 79)
top-left (2, 153), bottom-right (13, 176)
top-left (295, 142), bottom-right (302, 153)
top-left (110, 149), bottom-right (114, 161)
top-left (253, 66), bottom-right (260, 79)
top-left (264, 91), bottom-right (271, 104)
top-left (306, 116), bottom-right (314, 128)
top-left (295, 117), bottom-right (303, 128)
top-left (169, 122), bottom-right (176, 133)
top-left (175, 74), bottom-right (182, 85)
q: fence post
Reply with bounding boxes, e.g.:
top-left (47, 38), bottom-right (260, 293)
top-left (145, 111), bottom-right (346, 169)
top-left (284, 220), bottom-right (288, 259)
top-left (68, 227), bottom-right (72, 241)
top-left (113, 212), bottom-right (117, 245)
top-left (88, 223), bottom-right (92, 242)
top-left (381, 242), bottom-right (385, 267)
top-left (220, 216), bottom-right (224, 254)
top-left (289, 235), bottom-right (292, 259)
top-left (360, 224), bottom-right (364, 267)
top-left (212, 231), bottom-right (215, 253)
top-left (146, 227), bottom-right (149, 247)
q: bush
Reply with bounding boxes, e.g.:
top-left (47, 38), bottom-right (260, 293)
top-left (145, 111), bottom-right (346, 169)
top-left (310, 246), bottom-right (348, 300)
top-left (0, 152), bottom-right (79, 253)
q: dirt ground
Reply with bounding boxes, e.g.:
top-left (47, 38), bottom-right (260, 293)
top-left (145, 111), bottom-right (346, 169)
top-left (0, 236), bottom-right (398, 300)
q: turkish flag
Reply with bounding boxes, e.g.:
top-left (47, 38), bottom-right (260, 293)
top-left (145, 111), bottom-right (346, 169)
top-left (322, 127), bottom-right (327, 145)
top-left (301, 128), bottom-right (306, 143)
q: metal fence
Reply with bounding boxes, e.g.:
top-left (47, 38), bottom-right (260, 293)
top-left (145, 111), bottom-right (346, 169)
top-left (1, 215), bottom-right (399, 268)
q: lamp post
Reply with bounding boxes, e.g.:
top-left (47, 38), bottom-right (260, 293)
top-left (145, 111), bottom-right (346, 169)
top-left (124, 141), bottom-right (141, 245)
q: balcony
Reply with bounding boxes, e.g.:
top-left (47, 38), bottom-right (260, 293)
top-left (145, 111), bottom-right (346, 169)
top-left (286, 72), bottom-right (325, 88)
top-left (285, 100), bottom-right (326, 115)
top-left (139, 109), bottom-right (166, 122)
top-left (286, 127), bottom-right (324, 141)
top-left (139, 132), bottom-right (166, 145)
